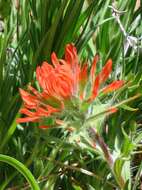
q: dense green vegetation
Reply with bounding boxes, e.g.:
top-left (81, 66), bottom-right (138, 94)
top-left (0, 0), bottom-right (142, 189)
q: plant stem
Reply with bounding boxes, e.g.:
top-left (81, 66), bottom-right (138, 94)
top-left (88, 127), bottom-right (125, 189)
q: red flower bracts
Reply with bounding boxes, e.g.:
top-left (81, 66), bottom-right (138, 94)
top-left (17, 44), bottom-right (124, 128)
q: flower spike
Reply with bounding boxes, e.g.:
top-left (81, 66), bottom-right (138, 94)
top-left (17, 44), bottom-right (124, 129)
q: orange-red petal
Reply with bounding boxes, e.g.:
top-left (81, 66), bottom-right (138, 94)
top-left (89, 75), bottom-right (100, 101)
top-left (19, 108), bottom-right (35, 117)
top-left (16, 116), bottom-right (40, 123)
top-left (90, 54), bottom-right (99, 82)
top-left (79, 63), bottom-right (88, 99)
top-left (39, 125), bottom-right (50, 129)
top-left (79, 63), bottom-right (88, 82)
top-left (102, 80), bottom-right (124, 94)
top-left (19, 88), bottom-right (39, 109)
top-left (65, 44), bottom-right (77, 65)
top-left (99, 59), bottom-right (112, 83)
top-left (28, 85), bottom-right (42, 98)
top-left (107, 107), bottom-right (118, 114)
top-left (51, 52), bottom-right (59, 67)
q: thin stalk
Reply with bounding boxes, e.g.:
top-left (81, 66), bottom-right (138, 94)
top-left (88, 127), bottom-right (125, 189)
top-left (0, 154), bottom-right (40, 190)
top-left (86, 93), bottom-right (141, 124)
top-left (0, 113), bottom-right (19, 151)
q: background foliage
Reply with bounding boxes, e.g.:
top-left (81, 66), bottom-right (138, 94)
top-left (0, 0), bottom-right (142, 189)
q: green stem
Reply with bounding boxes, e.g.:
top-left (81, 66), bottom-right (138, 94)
top-left (0, 114), bottom-right (19, 151)
top-left (86, 94), bottom-right (141, 124)
top-left (0, 154), bottom-right (40, 190)
top-left (0, 136), bottom-right (40, 190)
top-left (88, 127), bottom-right (125, 189)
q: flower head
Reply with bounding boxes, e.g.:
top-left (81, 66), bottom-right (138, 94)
top-left (17, 44), bottom-right (124, 129)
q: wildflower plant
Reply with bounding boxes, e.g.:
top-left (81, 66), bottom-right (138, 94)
top-left (18, 44), bottom-right (142, 189)
top-left (1, 0), bottom-right (142, 189)
top-left (17, 44), bottom-right (124, 131)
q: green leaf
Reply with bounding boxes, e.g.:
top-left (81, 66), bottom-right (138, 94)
top-left (121, 161), bottom-right (131, 189)
top-left (132, 162), bottom-right (142, 190)
top-left (121, 127), bottom-right (134, 157)
top-left (42, 117), bottom-right (55, 126)
top-left (56, 0), bottom-right (85, 56)
top-left (114, 158), bottom-right (124, 180)
top-left (120, 104), bottom-right (139, 111)
top-left (123, 180), bottom-right (131, 190)
top-left (0, 154), bottom-right (40, 190)
top-left (33, 0), bottom-right (68, 63)
top-left (0, 113), bottom-right (19, 151)
top-left (0, 0), bottom-right (11, 18)
top-left (73, 185), bottom-right (83, 190)
top-left (113, 158), bottom-right (125, 188)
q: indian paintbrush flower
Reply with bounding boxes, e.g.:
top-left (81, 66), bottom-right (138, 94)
top-left (17, 44), bottom-right (124, 129)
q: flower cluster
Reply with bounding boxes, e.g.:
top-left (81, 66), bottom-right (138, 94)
top-left (17, 44), bottom-right (124, 129)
